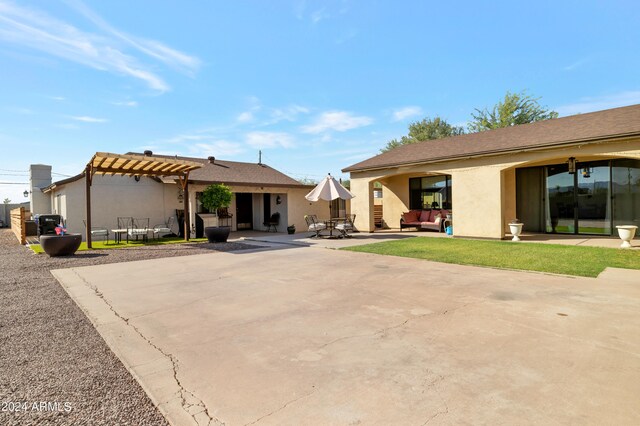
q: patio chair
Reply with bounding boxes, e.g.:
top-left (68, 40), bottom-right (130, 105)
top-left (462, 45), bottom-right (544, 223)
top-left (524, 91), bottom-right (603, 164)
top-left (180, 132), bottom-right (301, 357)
top-left (304, 214), bottom-right (327, 238)
top-left (263, 212), bottom-right (280, 232)
top-left (334, 214), bottom-right (356, 238)
top-left (153, 216), bottom-right (175, 239)
top-left (128, 217), bottom-right (149, 242)
top-left (82, 220), bottom-right (110, 243)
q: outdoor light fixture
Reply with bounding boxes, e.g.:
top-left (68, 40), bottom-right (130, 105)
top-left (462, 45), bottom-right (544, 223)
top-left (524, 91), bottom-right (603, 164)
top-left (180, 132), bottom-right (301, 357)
top-left (582, 165), bottom-right (592, 178)
top-left (276, 195), bottom-right (282, 205)
top-left (567, 157), bottom-right (577, 174)
top-left (23, 190), bottom-right (29, 198)
top-left (134, 175), bottom-right (141, 182)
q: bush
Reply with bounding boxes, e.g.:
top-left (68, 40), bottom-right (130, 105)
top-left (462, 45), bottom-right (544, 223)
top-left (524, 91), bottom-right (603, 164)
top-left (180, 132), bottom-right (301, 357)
top-left (200, 183), bottom-right (233, 214)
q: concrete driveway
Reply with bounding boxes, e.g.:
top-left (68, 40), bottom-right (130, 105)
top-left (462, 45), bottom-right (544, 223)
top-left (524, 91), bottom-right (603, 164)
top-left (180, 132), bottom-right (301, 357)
top-left (53, 245), bottom-right (640, 425)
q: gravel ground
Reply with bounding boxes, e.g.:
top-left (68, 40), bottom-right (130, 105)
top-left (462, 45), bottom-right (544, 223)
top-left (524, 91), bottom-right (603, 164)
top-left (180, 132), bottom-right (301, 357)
top-left (0, 229), bottom-right (258, 425)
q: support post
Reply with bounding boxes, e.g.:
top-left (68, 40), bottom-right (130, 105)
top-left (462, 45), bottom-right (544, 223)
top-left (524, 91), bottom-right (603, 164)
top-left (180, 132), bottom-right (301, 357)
top-left (85, 164), bottom-right (92, 249)
top-left (179, 173), bottom-right (190, 241)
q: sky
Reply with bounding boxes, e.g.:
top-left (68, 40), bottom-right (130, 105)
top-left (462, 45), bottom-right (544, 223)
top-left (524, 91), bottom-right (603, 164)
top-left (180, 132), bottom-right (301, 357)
top-left (1, 0), bottom-right (640, 203)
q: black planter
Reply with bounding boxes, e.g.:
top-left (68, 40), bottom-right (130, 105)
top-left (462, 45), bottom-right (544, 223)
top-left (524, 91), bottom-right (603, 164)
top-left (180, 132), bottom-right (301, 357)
top-left (287, 225), bottom-right (295, 234)
top-left (204, 226), bottom-right (230, 243)
top-left (39, 234), bottom-right (82, 256)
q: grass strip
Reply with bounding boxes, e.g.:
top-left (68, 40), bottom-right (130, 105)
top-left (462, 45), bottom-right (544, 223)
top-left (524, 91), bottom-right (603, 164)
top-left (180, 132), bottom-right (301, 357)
top-left (342, 237), bottom-right (640, 277)
top-left (30, 237), bottom-right (209, 254)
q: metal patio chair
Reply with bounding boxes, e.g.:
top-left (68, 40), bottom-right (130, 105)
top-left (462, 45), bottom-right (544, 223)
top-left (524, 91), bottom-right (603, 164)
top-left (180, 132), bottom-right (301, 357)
top-left (304, 214), bottom-right (327, 238)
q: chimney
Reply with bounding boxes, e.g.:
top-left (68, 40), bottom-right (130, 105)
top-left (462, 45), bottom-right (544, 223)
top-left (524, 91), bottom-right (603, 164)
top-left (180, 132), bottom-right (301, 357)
top-left (29, 164), bottom-right (52, 214)
top-left (208, 156), bottom-right (215, 164)
top-left (144, 150), bottom-right (153, 156)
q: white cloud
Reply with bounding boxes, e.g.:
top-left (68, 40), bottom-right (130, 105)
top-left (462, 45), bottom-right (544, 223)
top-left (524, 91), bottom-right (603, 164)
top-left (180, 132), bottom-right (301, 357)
top-left (112, 100), bottom-right (138, 107)
top-left (311, 8), bottom-right (330, 23)
top-left (70, 115), bottom-right (107, 123)
top-left (49, 96), bottom-right (65, 101)
top-left (236, 111), bottom-right (254, 123)
top-left (269, 104), bottom-right (309, 123)
top-left (6, 106), bottom-right (34, 114)
top-left (190, 141), bottom-right (245, 157)
top-left (245, 131), bottom-right (295, 149)
top-left (555, 90), bottom-right (640, 116)
top-left (392, 106), bottom-right (422, 122)
top-left (0, 1), bottom-right (200, 92)
top-left (301, 111), bottom-right (373, 134)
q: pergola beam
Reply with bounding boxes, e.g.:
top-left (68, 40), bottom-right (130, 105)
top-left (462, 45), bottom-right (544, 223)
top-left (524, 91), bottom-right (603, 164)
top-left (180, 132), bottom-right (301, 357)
top-left (84, 152), bottom-right (201, 248)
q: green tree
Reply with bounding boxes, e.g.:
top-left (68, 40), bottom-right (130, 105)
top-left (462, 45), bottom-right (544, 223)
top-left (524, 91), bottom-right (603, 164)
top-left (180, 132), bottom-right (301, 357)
top-left (200, 183), bottom-right (233, 215)
top-left (468, 90), bottom-right (558, 132)
top-left (381, 116), bottom-right (465, 152)
top-left (3, 198), bottom-right (10, 204)
top-left (298, 177), bottom-right (319, 186)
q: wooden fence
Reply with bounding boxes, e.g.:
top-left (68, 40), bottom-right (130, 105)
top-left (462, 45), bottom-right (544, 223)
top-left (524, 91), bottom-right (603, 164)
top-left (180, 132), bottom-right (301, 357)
top-left (10, 207), bottom-right (29, 245)
top-left (374, 205), bottom-right (383, 228)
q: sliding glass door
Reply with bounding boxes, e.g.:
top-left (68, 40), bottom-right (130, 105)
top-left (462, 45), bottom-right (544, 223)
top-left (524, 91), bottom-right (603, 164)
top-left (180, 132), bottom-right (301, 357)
top-left (546, 164), bottom-right (575, 233)
top-left (576, 162), bottom-right (611, 235)
top-left (545, 161), bottom-right (612, 235)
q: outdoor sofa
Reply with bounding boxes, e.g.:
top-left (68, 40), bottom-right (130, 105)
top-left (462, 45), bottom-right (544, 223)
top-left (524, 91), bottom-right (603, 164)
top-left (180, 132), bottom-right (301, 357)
top-left (400, 209), bottom-right (450, 232)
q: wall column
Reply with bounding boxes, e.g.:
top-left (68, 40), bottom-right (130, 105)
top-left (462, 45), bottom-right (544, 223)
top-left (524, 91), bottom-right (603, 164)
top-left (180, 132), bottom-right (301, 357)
top-left (451, 167), bottom-right (505, 238)
top-left (350, 178), bottom-right (376, 232)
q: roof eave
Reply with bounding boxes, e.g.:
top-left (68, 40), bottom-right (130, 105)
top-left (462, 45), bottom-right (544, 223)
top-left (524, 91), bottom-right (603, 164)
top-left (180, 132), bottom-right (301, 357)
top-left (342, 131), bottom-right (640, 173)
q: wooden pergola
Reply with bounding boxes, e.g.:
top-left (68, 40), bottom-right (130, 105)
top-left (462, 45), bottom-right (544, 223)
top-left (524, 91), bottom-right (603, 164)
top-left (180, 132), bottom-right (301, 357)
top-left (85, 152), bottom-right (202, 248)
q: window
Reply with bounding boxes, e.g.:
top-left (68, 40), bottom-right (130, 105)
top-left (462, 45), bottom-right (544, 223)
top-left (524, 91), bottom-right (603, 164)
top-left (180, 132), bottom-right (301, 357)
top-left (409, 176), bottom-right (452, 210)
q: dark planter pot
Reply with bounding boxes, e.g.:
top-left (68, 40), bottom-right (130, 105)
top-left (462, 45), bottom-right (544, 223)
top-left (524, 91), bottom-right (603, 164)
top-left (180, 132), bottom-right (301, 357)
top-left (39, 234), bottom-right (82, 257)
top-left (287, 226), bottom-right (296, 234)
top-left (204, 226), bottom-right (230, 243)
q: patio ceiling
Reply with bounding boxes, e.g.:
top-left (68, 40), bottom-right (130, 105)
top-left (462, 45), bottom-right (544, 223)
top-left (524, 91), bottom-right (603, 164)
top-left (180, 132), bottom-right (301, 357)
top-left (88, 152), bottom-right (202, 177)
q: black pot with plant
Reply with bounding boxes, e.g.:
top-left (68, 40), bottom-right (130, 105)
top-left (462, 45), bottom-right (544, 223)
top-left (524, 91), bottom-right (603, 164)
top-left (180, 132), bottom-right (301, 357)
top-left (200, 183), bottom-right (233, 243)
top-left (287, 225), bottom-right (295, 234)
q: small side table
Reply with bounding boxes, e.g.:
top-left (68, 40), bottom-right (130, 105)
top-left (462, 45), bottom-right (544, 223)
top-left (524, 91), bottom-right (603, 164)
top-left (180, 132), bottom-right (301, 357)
top-left (112, 229), bottom-right (128, 244)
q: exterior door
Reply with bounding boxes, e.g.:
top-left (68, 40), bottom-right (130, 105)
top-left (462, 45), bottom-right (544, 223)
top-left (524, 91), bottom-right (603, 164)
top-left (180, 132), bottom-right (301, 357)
top-left (545, 161), bottom-right (612, 235)
top-left (546, 164), bottom-right (575, 233)
top-left (576, 161), bottom-right (611, 235)
top-left (236, 193), bottom-right (253, 230)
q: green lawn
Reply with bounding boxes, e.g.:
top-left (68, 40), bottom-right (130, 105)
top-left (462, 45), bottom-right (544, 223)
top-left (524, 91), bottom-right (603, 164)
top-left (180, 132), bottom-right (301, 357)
top-left (343, 237), bottom-right (640, 277)
top-left (30, 237), bottom-right (209, 254)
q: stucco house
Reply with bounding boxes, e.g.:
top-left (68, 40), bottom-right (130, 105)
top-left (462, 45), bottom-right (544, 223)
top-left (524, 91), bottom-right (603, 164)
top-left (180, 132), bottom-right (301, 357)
top-left (343, 104), bottom-right (640, 239)
top-left (30, 152), bottom-right (330, 239)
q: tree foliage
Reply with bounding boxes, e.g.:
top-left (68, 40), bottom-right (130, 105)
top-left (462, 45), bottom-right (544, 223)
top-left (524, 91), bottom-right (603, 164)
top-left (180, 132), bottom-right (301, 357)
top-left (3, 198), bottom-right (10, 204)
top-left (468, 91), bottom-right (558, 132)
top-left (381, 117), bottom-right (465, 152)
top-left (200, 183), bottom-right (233, 214)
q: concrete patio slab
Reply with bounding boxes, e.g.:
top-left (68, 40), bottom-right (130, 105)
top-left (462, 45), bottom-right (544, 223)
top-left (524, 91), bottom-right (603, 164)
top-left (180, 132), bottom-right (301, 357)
top-left (53, 246), bottom-right (640, 425)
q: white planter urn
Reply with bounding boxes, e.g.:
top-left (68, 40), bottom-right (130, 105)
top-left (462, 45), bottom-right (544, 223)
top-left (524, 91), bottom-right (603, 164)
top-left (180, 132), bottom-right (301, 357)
top-left (509, 223), bottom-right (524, 242)
top-left (615, 225), bottom-right (637, 249)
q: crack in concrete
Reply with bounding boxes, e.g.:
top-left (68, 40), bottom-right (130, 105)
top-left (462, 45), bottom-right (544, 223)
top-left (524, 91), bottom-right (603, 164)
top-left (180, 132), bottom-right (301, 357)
top-left (69, 269), bottom-right (224, 426)
top-left (420, 370), bottom-right (450, 425)
top-left (244, 389), bottom-right (316, 425)
top-left (318, 312), bottom-right (432, 349)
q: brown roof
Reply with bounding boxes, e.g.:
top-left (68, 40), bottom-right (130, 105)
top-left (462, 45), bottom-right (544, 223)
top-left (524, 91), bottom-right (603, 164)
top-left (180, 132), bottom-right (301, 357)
top-left (129, 153), bottom-right (307, 188)
top-left (343, 103), bottom-right (640, 173)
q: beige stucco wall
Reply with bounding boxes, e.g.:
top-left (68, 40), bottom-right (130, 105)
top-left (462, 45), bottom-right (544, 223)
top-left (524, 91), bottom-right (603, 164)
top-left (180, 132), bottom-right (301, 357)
top-left (49, 175), bottom-right (172, 239)
top-left (348, 137), bottom-right (640, 238)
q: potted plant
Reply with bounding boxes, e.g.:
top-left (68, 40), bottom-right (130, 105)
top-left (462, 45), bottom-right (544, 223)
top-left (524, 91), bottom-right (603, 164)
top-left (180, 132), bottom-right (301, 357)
top-left (287, 224), bottom-right (296, 234)
top-left (509, 218), bottom-right (524, 242)
top-left (200, 183), bottom-right (233, 243)
top-left (615, 225), bottom-right (638, 249)
top-left (39, 222), bottom-right (82, 256)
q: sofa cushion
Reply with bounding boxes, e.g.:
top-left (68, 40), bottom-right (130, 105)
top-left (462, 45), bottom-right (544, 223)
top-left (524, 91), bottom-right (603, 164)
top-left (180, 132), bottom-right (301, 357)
top-left (419, 210), bottom-right (431, 222)
top-left (403, 210), bottom-right (420, 223)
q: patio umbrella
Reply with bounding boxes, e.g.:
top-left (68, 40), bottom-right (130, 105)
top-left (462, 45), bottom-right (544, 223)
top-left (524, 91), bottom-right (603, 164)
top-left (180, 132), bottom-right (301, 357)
top-left (305, 174), bottom-right (355, 217)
